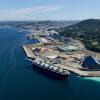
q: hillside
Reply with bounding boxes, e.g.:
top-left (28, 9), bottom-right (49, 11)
top-left (59, 19), bottom-right (100, 52)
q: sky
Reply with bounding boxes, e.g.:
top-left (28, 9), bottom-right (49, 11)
top-left (0, 0), bottom-right (100, 21)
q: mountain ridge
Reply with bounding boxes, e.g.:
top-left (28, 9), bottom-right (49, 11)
top-left (59, 19), bottom-right (100, 52)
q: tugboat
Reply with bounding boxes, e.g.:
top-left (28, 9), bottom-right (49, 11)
top-left (32, 59), bottom-right (70, 80)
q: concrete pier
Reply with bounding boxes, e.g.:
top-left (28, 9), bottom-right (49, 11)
top-left (23, 44), bottom-right (100, 77)
top-left (23, 45), bottom-right (35, 58)
top-left (55, 64), bottom-right (100, 77)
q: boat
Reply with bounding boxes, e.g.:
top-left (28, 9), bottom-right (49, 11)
top-left (32, 60), bottom-right (70, 80)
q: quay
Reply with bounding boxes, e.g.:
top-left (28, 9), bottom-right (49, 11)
top-left (23, 45), bottom-right (35, 58)
top-left (23, 43), bottom-right (100, 77)
top-left (55, 64), bottom-right (100, 77)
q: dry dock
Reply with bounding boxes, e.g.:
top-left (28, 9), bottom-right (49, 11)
top-left (23, 44), bottom-right (100, 77)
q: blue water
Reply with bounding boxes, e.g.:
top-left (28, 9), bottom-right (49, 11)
top-left (0, 27), bottom-right (100, 100)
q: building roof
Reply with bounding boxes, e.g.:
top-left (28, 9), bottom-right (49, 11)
top-left (83, 56), bottom-right (100, 70)
top-left (58, 45), bottom-right (78, 52)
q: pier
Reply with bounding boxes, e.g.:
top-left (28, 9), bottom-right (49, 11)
top-left (23, 44), bottom-right (100, 77)
top-left (55, 64), bottom-right (100, 77)
top-left (23, 45), bottom-right (35, 58)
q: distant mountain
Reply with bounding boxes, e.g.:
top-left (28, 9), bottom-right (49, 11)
top-left (0, 20), bottom-right (79, 26)
top-left (59, 19), bottom-right (100, 52)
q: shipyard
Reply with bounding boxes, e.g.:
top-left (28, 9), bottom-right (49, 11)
top-left (23, 29), bottom-right (100, 79)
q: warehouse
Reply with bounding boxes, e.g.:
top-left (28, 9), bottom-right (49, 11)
top-left (82, 56), bottom-right (100, 70)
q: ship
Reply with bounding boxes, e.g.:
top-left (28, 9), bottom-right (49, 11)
top-left (32, 59), bottom-right (70, 80)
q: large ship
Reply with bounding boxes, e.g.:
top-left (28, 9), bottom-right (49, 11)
top-left (31, 59), bottom-right (70, 80)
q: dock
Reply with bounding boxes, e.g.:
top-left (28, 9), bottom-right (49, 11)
top-left (23, 43), bottom-right (100, 77)
top-left (55, 64), bottom-right (100, 77)
top-left (23, 45), bottom-right (35, 58)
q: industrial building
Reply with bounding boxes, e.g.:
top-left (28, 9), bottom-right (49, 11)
top-left (82, 56), bottom-right (100, 71)
top-left (58, 45), bottom-right (78, 52)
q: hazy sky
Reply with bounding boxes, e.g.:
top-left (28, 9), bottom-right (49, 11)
top-left (0, 0), bottom-right (100, 20)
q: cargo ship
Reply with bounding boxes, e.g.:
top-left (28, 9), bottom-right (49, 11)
top-left (32, 59), bottom-right (70, 80)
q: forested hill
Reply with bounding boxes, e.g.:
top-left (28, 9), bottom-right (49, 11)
top-left (59, 19), bottom-right (100, 52)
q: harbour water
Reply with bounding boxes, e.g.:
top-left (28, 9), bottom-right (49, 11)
top-left (0, 27), bottom-right (100, 100)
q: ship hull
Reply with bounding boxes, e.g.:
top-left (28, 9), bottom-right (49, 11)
top-left (33, 63), bottom-right (68, 80)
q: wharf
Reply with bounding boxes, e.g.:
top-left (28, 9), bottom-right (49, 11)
top-left (23, 45), bottom-right (35, 58)
top-left (55, 64), bottom-right (100, 77)
top-left (23, 44), bottom-right (100, 77)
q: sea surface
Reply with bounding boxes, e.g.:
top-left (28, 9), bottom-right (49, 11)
top-left (0, 27), bottom-right (100, 100)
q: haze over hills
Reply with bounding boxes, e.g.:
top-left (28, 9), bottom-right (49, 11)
top-left (0, 20), bottom-right (79, 32)
top-left (0, 20), bottom-right (79, 26)
top-left (59, 19), bottom-right (100, 52)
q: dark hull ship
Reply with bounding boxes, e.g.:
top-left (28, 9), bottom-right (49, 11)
top-left (32, 60), bottom-right (70, 80)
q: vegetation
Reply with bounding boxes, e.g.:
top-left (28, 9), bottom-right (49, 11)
top-left (59, 19), bottom-right (100, 52)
